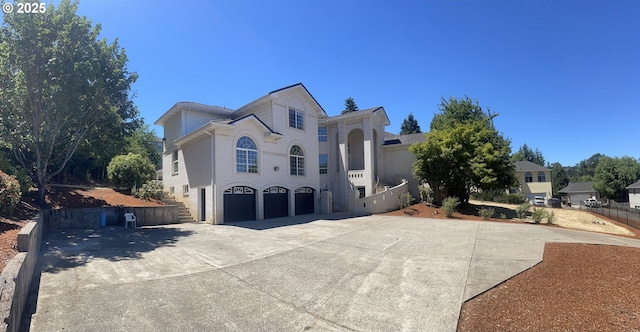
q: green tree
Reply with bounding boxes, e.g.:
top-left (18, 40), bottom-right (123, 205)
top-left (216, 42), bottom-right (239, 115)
top-left (593, 156), bottom-right (640, 199)
top-left (511, 143), bottom-right (545, 166)
top-left (0, 0), bottom-right (138, 204)
top-left (341, 97), bottom-right (359, 114)
top-left (411, 98), bottom-right (516, 204)
top-left (399, 113), bottom-right (422, 135)
top-left (430, 96), bottom-right (496, 131)
top-left (107, 153), bottom-right (155, 189)
top-left (126, 124), bottom-right (161, 168)
top-left (549, 162), bottom-right (569, 194)
top-left (568, 153), bottom-right (605, 183)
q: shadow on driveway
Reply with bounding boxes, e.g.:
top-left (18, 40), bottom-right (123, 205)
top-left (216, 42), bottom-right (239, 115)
top-left (223, 212), bottom-right (363, 230)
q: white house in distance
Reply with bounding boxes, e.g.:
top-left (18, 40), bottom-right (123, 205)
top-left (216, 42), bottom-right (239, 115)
top-left (626, 180), bottom-right (640, 209)
top-left (155, 83), bottom-right (421, 224)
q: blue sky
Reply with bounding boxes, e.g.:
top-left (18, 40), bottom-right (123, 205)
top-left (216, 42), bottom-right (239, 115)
top-left (69, 0), bottom-right (639, 167)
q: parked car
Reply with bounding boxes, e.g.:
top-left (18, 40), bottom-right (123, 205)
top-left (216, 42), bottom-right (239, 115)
top-left (533, 196), bottom-right (545, 206)
top-left (548, 198), bottom-right (561, 208)
top-left (584, 198), bottom-right (600, 207)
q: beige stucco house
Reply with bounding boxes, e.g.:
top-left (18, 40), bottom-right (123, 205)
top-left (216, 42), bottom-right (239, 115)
top-left (513, 161), bottom-right (552, 203)
top-left (155, 83), bottom-right (421, 224)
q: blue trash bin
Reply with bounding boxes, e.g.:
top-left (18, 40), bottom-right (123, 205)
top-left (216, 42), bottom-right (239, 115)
top-left (100, 212), bottom-right (107, 227)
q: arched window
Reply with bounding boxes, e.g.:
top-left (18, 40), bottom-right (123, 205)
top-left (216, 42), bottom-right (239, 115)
top-left (537, 171), bottom-right (546, 182)
top-left (236, 136), bottom-right (257, 173)
top-left (524, 172), bottom-right (533, 183)
top-left (290, 145), bottom-right (305, 176)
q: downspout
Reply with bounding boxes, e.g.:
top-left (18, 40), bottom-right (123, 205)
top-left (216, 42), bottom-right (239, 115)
top-left (206, 129), bottom-right (216, 224)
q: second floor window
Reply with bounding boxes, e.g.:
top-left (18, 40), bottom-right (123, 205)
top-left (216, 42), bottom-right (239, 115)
top-left (318, 126), bottom-right (327, 141)
top-left (172, 150), bottom-right (179, 175)
top-left (538, 172), bottom-right (546, 182)
top-left (290, 145), bottom-right (305, 176)
top-left (525, 172), bottom-right (533, 183)
top-left (236, 136), bottom-right (258, 173)
top-left (289, 108), bottom-right (304, 130)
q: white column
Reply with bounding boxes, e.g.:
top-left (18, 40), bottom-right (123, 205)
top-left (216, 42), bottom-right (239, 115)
top-left (363, 118), bottom-right (374, 196)
top-left (337, 122), bottom-right (348, 210)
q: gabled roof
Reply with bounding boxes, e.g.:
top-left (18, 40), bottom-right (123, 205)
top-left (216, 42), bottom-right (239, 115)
top-left (626, 179), bottom-right (640, 190)
top-left (228, 114), bottom-right (282, 135)
top-left (154, 102), bottom-right (233, 126)
top-left (326, 107), bottom-right (391, 126)
top-left (514, 160), bottom-right (549, 172)
top-left (383, 132), bottom-right (426, 146)
top-left (268, 83), bottom-right (326, 116)
top-left (558, 182), bottom-right (596, 194)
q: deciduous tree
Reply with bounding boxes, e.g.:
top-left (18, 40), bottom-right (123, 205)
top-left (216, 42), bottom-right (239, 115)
top-left (0, 0), bottom-right (138, 204)
top-left (593, 156), bottom-right (640, 199)
top-left (411, 97), bottom-right (516, 204)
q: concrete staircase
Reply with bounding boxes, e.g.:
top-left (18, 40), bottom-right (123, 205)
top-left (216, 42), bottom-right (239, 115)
top-left (162, 196), bottom-right (195, 223)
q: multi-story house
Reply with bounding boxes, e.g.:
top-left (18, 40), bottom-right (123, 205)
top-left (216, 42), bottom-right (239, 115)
top-left (155, 83), bottom-right (420, 224)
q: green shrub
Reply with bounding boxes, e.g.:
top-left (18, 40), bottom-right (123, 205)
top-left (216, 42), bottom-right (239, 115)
top-left (0, 170), bottom-right (21, 217)
top-left (135, 180), bottom-right (164, 201)
top-left (506, 193), bottom-right (526, 204)
top-left (546, 211), bottom-right (556, 224)
top-left (493, 195), bottom-right (507, 203)
top-left (532, 208), bottom-right (546, 224)
top-left (479, 192), bottom-right (494, 201)
top-left (0, 152), bottom-right (32, 194)
top-left (499, 213), bottom-right (507, 220)
top-left (398, 192), bottom-right (413, 210)
top-left (516, 202), bottom-right (531, 220)
top-left (107, 153), bottom-right (155, 189)
top-left (479, 207), bottom-right (495, 220)
top-left (418, 184), bottom-right (433, 204)
top-left (442, 197), bottom-right (460, 218)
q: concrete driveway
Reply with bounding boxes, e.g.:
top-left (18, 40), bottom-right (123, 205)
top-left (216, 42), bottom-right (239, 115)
top-left (26, 214), bottom-right (640, 331)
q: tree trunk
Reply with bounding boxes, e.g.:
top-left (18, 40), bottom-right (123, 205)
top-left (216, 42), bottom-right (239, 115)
top-left (37, 185), bottom-right (47, 207)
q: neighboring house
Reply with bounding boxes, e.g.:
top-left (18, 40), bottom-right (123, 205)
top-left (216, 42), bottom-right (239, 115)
top-left (154, 83), bottom-right (422, 224)
top-left (558, 182), bottom-right (600, 207)
top-left (626, 180), bottom-right (640, 209)
top-left (513, 161), bottom-right (552, 203)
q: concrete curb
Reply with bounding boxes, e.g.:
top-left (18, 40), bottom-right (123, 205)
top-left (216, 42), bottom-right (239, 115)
top-left (0, 214), bottom-right (43, 332)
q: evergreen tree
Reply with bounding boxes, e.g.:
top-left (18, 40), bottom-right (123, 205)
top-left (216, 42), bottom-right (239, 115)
top-left (399, 113), bottom-right (422, 135)
top-left (341, 97), bottom-right (359, 114)
top-left (511, 143), bottom-right (546, 166)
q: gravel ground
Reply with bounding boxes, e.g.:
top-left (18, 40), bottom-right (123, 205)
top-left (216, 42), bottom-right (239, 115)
top-left (458, 243), bottom-right (640, 332)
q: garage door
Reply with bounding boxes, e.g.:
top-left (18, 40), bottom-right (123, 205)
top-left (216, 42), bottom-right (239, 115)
top-left (223, 186), bottom-right (256, 222)
top-left (263, 186), bottom-right (289, 219)
top-left (295, 187), bottom-right (314, 215)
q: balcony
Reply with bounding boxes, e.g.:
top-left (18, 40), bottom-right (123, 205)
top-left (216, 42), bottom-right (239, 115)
top-left (348, 170), bottom-right (367, 187)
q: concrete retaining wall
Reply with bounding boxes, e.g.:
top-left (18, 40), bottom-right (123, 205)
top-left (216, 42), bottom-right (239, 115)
top-left (0, 214), bottom-right (43, 332)
top-left (350, 180), bottom-right (409, 214)
top-left (44, 206), bottom-right (180, 230)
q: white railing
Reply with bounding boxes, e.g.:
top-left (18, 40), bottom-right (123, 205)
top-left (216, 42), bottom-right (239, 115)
top-left (348, 170), bottom-right (367, 186)
top-left (349, 180), bottom-right (408, 214)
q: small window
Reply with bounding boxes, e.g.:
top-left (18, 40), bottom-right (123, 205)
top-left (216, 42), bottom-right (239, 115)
top-left (319, 154), bottom-right (328, 174)
top-left (524, 172), bottom-right (533, 183)
top-left (172, 150), bottom-right (179, 175)
top-left (537, 171), bottom-right (546, 182)
top-left (318, 126), bottom-right (327, 142)
top-left (169, 186), bottom-right (175, 195)
top-left (290, 145), bottom-right (305, 176)
top-left (236, 136), bottom-right (258, 173)
top-left (288, 108), bottom-right (304, 130)
top-left (183, 184), bottom-right (189, 196)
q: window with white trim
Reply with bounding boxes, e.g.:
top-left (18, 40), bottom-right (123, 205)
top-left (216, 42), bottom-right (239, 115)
top-left (236, 136), bottom-right (258, 173)
top-left (183, 184), bottom-right (189, 196)
top-left (318, 126), bottom-right (327, 141)
top-left (290, 145), bottom-right (305, 176)
top-left (319, 154), bottom-right (328, 174)
top-left (289, 108), bottom-right (304, 130)
top-left (172, 150), bottom-right (179, 175)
